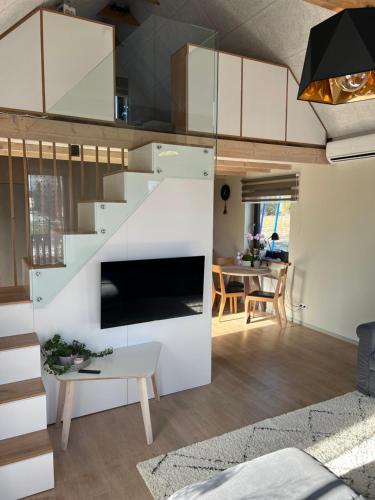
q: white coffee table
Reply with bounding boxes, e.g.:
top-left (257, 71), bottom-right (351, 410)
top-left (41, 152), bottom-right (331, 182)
top-left (55, 341), bottom-right (161, 450)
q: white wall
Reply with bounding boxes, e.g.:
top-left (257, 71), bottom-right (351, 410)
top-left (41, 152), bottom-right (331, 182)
top-left (213, 176), bottom-right (246, 259)
top-left (32, 177), bottom-right (213, 423)
top-left (289, 160), bottom-right (375, 342)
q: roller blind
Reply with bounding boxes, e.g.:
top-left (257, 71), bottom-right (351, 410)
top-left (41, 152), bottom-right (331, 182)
top-left (241, 174), bottom-right (299, 203)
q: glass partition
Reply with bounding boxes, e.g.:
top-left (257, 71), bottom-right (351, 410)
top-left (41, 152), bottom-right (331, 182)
top-left (44, 15), bottom-right (218, 136)
top-left (115, 15), bottom-right (218, 134)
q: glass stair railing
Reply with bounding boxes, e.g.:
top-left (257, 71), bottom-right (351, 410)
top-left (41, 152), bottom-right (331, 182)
top-left (30, 143), bottom-right (214, 307)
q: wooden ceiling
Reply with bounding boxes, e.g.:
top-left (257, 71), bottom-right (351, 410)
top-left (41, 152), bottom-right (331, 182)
top-left (305, 0), bottom-right (375, 11)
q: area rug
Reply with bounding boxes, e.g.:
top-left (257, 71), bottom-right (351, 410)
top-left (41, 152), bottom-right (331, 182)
top-left (137, 391), bottom-right (375, 499)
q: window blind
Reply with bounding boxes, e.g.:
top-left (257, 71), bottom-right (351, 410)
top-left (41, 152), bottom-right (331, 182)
top-left (241, 174), bottom-right (299, 203)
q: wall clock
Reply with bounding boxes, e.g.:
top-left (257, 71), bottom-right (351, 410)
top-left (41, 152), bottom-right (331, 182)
top-left (220, 184), bottom-right (230, 214)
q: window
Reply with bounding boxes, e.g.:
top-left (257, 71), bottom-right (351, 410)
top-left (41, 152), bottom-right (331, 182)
top-left (258, 200), bottom-right (291, 252)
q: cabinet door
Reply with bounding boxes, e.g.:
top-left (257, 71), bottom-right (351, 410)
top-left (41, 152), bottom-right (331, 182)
top-left (0, 12), bottom-right (43, 113)
top-left (42, 11), bottom-right (114, 122)
top-left (187, 45), bottom-right (217, 134)
top-left (217, 53), bottom-right (242, 136)
top-left (286, 71), bottom-right (326, 145)
top-left (242, 59), bottom-right (287, 141)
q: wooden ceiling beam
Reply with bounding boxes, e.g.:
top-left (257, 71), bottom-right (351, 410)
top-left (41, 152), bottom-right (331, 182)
top-left (217, 138), bottom-right (327, 166)
top-left (0, 115), bottom-right (327, 166)
top-left (216, 159), bottom-right (292, 170)
top-left (304, 0), bottom-right (375, 12)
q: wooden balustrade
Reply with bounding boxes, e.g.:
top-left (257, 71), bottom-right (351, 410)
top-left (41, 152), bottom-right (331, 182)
top-left (0, 138), bottom-right (129, 287)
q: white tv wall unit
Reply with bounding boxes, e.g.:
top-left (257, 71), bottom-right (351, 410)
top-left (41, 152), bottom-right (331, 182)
top-left (0, 8), bottom-right (114, 122)
top-left (171, 44), bottom-right (326, 146)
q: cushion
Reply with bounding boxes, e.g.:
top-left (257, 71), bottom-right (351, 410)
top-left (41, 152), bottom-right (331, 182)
top-left (225, 283), bottom-right (244, 293)
top-left (249, 290), bottom-right (274, 299)
top-left (168, 448), bottom-right (363, 500)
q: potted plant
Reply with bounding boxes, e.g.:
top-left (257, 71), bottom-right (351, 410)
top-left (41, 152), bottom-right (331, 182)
top-left (42, 334), bottom-right (113, 375)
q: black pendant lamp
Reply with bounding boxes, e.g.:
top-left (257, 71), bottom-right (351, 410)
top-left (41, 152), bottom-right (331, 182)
top-left (298, 8), bottom-right (375, 105)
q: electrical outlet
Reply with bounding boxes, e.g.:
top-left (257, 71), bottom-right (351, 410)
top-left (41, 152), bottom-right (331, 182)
top-left (299, 303), bottom-right (307, 309)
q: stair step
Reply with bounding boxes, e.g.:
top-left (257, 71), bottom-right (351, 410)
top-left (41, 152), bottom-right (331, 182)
top-left (0, 429), bottom-right (52, 467)
top-left (103, 169), bottom-right (152, 176)
top-left (79, 199), bottom-right (127, 203)
top-left (64, 230), bottom-right (98, 235)
top-left (0, 378), bottom-right (45, 405)
top-left (0, 287), bottom-right (31, 306)
top-left (0, 429), bottom-right (54, 498)
top-left (31, 262), bottom-right (66, 269)
top-left (23, 257), bottom-right (66, 270)
top-left (0, 333), bottom-right (41, 385)
top-left (0, 332), bottom-right (39, 352)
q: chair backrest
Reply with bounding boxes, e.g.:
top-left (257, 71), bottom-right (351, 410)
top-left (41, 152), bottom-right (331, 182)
top-left (212, 264), bottom-right (225, 295)
top-left (214, 257), bottom-right (235, 266)
top-left (275, 267), bottom-right (288, 297)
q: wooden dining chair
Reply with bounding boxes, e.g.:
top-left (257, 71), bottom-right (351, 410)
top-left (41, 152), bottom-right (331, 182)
top-left (213, 257), bottom-right (243, 289)
top-left (212, 264), bottom-right (244, 321)
top-left (244, 267), bottom-right (288, 328)
top-left (214, 257), bottom-right (235, 266)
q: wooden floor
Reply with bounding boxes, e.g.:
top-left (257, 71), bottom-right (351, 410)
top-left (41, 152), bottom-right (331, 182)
top-left (31, 317), bottom-right (357, 500)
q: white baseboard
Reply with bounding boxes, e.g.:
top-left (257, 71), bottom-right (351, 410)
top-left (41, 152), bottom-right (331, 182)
top-left (290, 317), bottom-right (358, 345)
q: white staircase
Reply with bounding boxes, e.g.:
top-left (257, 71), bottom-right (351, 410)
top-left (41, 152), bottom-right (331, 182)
top-left (0, 332), bottom-right (54, 499)
top-left (0, 142), bottom-right (214, 498)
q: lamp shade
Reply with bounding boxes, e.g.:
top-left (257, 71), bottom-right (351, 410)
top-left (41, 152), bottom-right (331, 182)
top-left (298, 8), bottom-right (375, 104)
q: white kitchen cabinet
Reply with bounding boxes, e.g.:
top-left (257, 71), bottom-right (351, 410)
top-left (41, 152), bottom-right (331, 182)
top-left (242, 59), bottom-right (287, 142)
top-left (286, 71), bottom-right (326, 145)
top-left (217, 53), bottom-right (242, 136)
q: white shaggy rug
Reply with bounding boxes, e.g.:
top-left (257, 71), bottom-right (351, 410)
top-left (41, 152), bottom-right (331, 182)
top-left (137, 391), bottom-right (375, 499)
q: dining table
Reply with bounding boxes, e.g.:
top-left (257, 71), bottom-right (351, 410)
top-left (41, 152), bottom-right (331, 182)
top-left (221, 265), bottom-right (271, 311)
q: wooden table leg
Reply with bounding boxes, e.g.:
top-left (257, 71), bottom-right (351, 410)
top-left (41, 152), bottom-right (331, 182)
top-left (137, 377), bottom-right (153, 445)
top-left (55, 380), bottom-right (66, 426)
top-left (244, 276), bottom-right (250, 296)
top-left (151, 374), bottom-right (160, 401)
top-left (61, 381), bottom-right (75, 451)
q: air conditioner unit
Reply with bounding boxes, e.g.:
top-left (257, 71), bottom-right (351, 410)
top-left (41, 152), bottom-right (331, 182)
top-left (326, 133), bottom-right (375, 163)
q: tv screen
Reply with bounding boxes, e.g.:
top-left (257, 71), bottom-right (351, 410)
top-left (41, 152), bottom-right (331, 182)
top-left (101, 256), bottom-right (205, 329)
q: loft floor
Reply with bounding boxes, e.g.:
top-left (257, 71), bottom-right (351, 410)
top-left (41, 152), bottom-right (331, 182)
top-left (30, 321), bottom-right (356, 500)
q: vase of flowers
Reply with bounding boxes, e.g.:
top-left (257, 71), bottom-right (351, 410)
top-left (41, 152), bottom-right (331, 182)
top-left (244, 232), bottom-right (266, 267)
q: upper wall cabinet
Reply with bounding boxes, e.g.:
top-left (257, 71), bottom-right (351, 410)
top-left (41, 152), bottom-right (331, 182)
top-left (172, 44), bottom-right (217, 135)
top-left (217, 53), bottom-right (242, 136)
top-left (0, 13), bottom-right (43, 113)
top-left (0, 9), bottom-right (114, 122)
top-left (242, 60), bottom-right (287, 142)
top-left (286, 72), bottom-right (326, 145)
top-left (171, 45), bottom-right (326, 146)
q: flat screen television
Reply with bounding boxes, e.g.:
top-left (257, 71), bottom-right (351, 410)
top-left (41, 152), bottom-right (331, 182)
top-left (101, 256), bottom-right (205, 329)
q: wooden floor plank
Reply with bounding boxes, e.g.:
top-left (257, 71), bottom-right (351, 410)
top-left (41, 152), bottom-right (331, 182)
top-left (30, 321), bottom-right (357, 500)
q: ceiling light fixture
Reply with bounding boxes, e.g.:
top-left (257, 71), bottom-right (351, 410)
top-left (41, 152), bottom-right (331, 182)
top-left (298, 7), bottom-right (375, 105)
